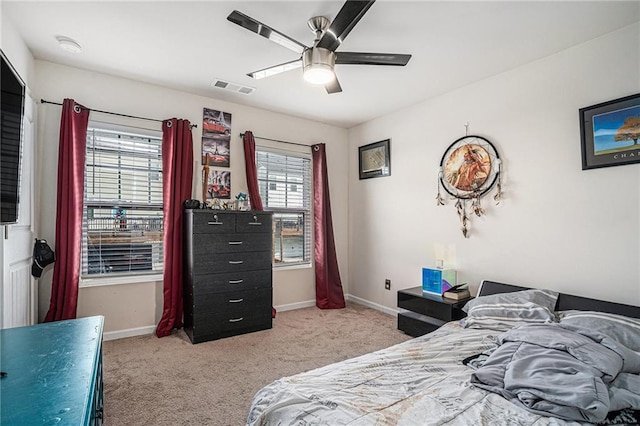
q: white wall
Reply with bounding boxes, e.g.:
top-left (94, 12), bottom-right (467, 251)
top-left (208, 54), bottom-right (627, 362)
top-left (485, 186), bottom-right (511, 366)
top-left (0, 12), bottom-right (35, 86)
top-left (1, 10), bottom-right (38, 328)
top-left (19, 16), bottom-right (640, 336)
top-left (349, 24), bottom-right (640, 308)
top-left (34, 61), bottom-right (349, 334)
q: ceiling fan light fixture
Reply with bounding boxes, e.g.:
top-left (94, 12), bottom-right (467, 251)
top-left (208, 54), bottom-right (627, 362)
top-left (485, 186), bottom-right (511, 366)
top-left (303, 48), bottom-right (336, 85)
top-left (303, 65), bottom-right (335, 85)
top-left (229, 2), bottom-right (411, 94)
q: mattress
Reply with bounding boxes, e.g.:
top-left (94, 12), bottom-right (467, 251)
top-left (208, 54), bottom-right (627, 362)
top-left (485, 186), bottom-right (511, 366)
top-left (246, 321), bottom-right (586, 425)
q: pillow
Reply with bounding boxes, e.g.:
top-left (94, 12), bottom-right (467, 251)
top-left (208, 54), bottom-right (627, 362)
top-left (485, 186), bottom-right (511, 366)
top-left (462, 289), bottom-right (559, 331)
top-left (558, 310), bottom-right (640, 351)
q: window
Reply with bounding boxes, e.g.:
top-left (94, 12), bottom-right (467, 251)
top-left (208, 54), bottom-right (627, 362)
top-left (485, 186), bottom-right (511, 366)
top-left (257, 147), bottom-right (312, 267)
top-left (81, 124), bottom-right (163, 282)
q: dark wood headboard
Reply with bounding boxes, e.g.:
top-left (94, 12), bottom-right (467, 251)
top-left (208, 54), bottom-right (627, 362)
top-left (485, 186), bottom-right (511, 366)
top-left (479, 280), bottom-right (640, 319)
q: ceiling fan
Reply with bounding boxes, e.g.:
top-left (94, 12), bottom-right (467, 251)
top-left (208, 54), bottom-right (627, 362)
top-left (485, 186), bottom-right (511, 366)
top-left (227, 0), bottom-right (412, 94)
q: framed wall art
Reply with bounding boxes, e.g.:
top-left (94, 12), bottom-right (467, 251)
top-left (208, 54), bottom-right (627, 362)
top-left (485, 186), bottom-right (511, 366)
top-left (579, 93), bottom-right (640, 170)
top-left (436, 134), bottom-right (503, 238)
top-left (206, 170), bottom-right (231, 200)
top-left (202, 108), bottom-right (232, 167)
top-left (359, 139), bottom-right (390, 179)
top-left (438, 135), bottom-right (500, 199)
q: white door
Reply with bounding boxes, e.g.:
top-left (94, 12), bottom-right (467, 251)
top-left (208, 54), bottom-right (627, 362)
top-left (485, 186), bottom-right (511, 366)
top-left (1, 92), bottom-right (37, 329)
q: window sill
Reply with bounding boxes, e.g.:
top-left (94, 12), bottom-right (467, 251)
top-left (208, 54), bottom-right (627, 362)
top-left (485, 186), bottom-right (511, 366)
top-left (273, 263), bottom-right (312, 271)
top-left (80, 273), bottom-right (163, 288)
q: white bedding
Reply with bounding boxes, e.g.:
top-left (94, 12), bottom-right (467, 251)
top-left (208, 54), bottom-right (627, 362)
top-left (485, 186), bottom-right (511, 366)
top-left (246, 321), bottom-right (586, 425)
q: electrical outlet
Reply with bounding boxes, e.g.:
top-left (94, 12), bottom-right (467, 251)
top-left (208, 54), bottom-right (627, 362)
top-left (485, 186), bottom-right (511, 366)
top-left (385, 279), bottom-right (391, 290)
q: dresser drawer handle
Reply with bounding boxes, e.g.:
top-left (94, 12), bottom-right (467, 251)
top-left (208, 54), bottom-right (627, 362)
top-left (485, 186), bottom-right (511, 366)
top-left (229, 317), bottom-right (244, 323)
top-left (229, 279), bottom-right (244, 284)
top-left (229, 298), bottom-right (244, 303)
top-left (207, 214), bottom-right (223, 225)
top-left (229, 260), bottom-right (243, 265)
top-left (248, 222), bottom-right (262, 226)
top-left (228, 241), bottom-right (243, 245)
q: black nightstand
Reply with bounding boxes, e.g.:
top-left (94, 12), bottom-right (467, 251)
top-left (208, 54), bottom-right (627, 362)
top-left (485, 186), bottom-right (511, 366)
top-left (397, 286), bottom-right (472, 337)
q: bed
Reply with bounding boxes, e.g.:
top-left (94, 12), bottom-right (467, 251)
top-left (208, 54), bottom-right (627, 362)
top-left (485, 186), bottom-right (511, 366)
top-left (246, 280), bottom-right (640, 425)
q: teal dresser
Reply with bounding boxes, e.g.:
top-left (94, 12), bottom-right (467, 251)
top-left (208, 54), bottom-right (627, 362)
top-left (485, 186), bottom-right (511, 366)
top-left (0, 316), bottom-right (105, 425)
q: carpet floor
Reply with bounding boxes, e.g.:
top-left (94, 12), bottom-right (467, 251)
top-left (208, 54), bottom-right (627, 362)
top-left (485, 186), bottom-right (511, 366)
top-left (102, 303), bottom-right (411, 425)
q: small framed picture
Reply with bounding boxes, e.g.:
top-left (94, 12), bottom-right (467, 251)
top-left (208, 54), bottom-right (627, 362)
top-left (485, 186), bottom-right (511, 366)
top-left (579, 93), bottom-right (640, 170)
top-left (359, 139), bottom-right (391, 179)
top-left (207, 170), bottom-right (231, 200)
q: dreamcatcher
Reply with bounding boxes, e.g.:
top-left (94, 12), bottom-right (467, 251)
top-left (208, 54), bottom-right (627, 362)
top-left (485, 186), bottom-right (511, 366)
top-left (436, 128), bottom-right (503, 238)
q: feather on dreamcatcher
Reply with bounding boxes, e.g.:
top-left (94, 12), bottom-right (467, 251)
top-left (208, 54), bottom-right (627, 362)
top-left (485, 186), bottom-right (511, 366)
top-left (436, 131), bottom-right (503, 238)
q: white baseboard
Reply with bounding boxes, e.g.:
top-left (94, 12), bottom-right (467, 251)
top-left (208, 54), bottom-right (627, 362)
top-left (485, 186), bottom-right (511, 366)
top-left (346, 294), bottom-right (399, 317)
top-left (103, 325), bottom-right (156, 341)
top-left (104, 296), bottom-right (395, 341)
top-left (274, 299), bottom-right (316, 312)
top-left (275, 295), bottom-right (399, 317)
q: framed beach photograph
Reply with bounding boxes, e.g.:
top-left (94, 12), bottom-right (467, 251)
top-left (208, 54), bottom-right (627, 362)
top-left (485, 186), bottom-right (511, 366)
top-left (580, 93), bottom-right (640, 170)
top-left (359, 139), bottom-right (391, 179)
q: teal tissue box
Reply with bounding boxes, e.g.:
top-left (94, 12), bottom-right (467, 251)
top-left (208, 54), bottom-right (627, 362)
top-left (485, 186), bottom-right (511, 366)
top-left (422, 267), bottom-right (457, 295)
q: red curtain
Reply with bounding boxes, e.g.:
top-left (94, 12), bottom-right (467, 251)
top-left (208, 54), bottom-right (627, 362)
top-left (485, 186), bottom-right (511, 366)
top-left (156, 119), bottom-right (194, 337)
top-left (44, 99), bottom-right (90, 322)
top-left (242, 131), bottom-right (276, 318)
top-left (312, 144), bottom-right (345, 309)
top-left (242, 131), bottom-right (263, 210)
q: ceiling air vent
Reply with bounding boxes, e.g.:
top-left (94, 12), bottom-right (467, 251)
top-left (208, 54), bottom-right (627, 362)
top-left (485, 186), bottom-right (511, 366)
top-left (210, 78), bottom-right (255, 95)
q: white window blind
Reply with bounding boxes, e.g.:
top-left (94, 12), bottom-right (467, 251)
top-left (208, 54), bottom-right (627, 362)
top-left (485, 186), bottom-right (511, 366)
top-left (256, 147), bottom-right (312, 266)
top-left (81, 125), bottom-right (164, 279)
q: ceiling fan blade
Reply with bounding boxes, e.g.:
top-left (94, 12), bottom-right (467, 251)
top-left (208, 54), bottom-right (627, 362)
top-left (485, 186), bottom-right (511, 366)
top-left (336, 52), bottom-right (411, 66)
top-left (325, 77), bottom-right (342, 94)
top-left (247, 59), bottom-right (302, 80)
top-left (227, 10), bottom-right (308, 54)
top-left (316, 0), bottom-right (375, 52)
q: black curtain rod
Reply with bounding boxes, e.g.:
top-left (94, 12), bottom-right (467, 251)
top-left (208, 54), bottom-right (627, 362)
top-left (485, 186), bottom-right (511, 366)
top-left (239, 132), bottom-right (311, 148)
top-left (40, 99), bottom-right (198, 129)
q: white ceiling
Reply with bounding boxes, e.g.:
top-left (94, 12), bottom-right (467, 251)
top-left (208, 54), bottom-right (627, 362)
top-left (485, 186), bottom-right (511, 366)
top-left (3, 1), bottom-right (639, 128)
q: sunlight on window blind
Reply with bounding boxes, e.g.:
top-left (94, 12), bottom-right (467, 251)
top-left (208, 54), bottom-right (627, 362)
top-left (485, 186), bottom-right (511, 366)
top-left (256, 148), bottom-right (312, 266)
top-left (81, 126), bottom-right (164, 278)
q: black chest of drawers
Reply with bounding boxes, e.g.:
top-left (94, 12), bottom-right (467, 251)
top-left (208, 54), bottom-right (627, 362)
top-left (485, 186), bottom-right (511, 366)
top-left (183, 210), bottom-right (273, 344)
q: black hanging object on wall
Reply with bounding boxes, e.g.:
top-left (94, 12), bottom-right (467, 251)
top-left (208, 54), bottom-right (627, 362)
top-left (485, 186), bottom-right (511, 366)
top-left (32, 239), bottom-right (56, 278)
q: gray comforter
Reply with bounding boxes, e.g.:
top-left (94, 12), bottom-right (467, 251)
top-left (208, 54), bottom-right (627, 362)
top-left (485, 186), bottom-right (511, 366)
top-left (470, 323), bottom-right (640, 423)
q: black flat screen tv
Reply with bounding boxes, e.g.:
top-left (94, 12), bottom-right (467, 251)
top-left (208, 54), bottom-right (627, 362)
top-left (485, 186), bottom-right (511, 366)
top-left (1, 50), bottom-right (25, 224)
